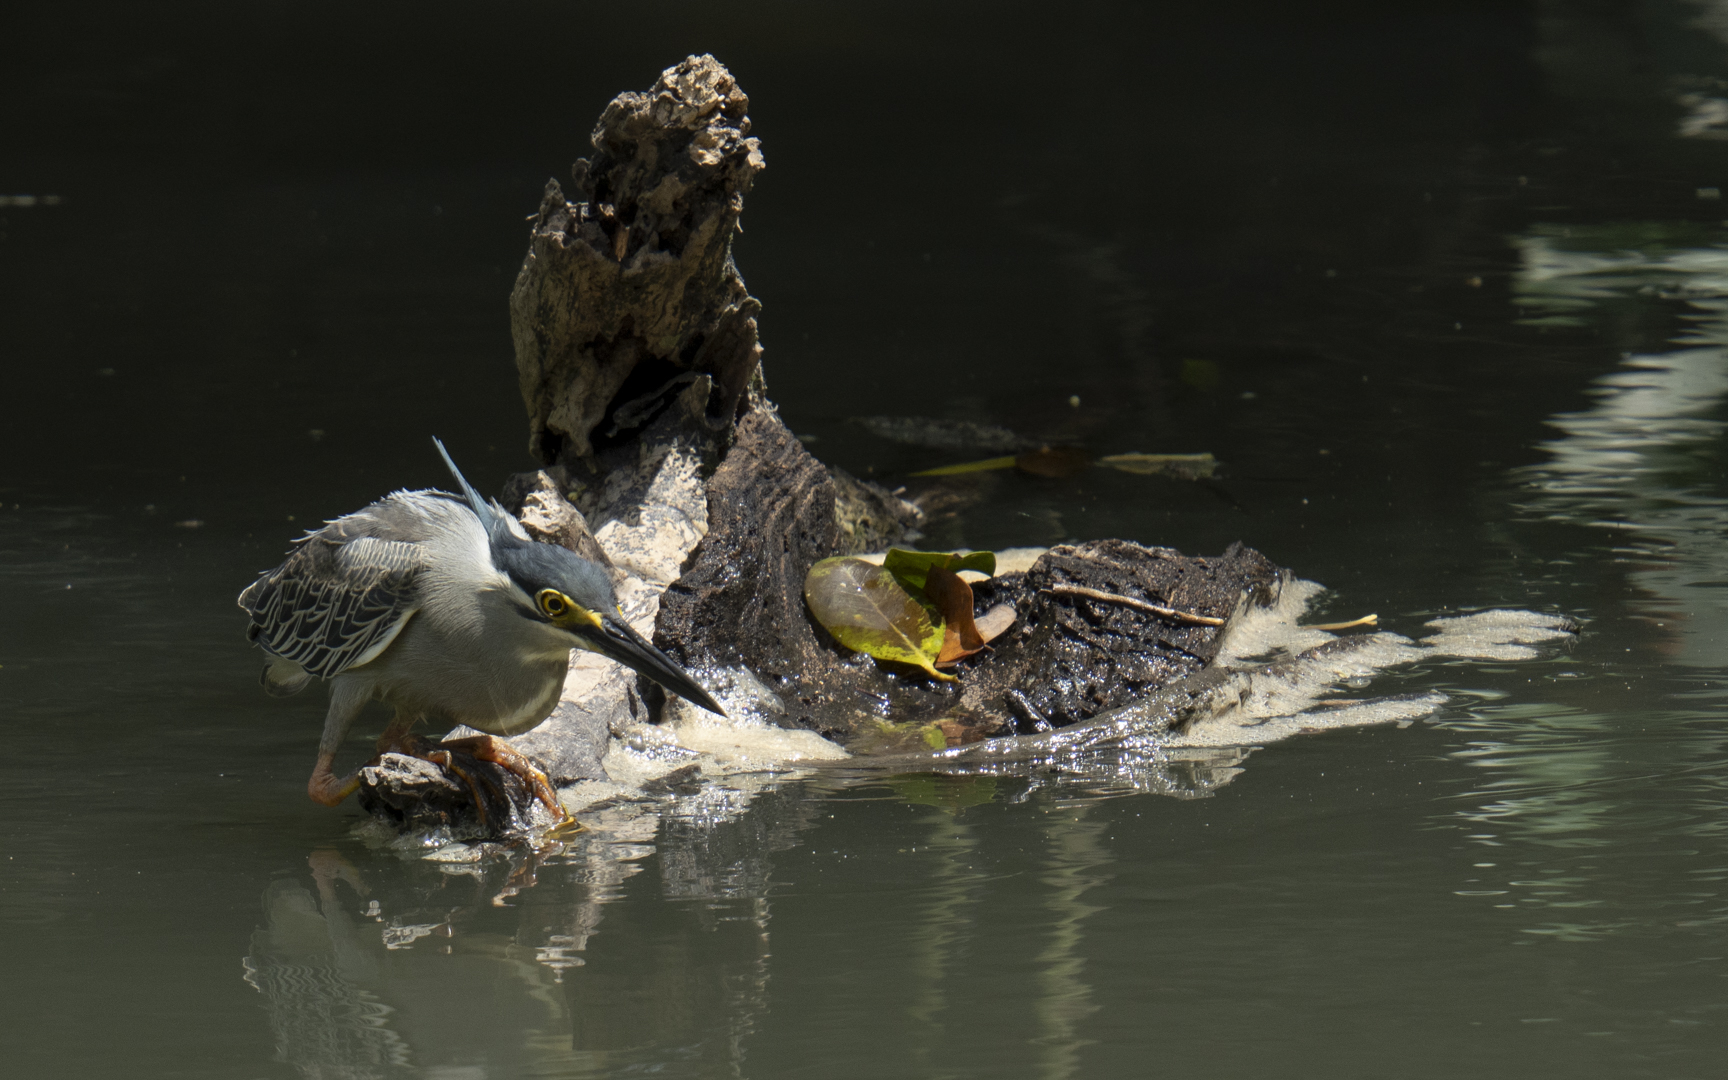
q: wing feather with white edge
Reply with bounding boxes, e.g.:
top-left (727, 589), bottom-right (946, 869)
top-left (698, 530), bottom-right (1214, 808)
top-left (238, 501), bottom-right (433, 680)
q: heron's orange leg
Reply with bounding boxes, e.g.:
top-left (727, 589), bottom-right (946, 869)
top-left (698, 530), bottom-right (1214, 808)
top-left (308, 751), bottom-right (361, 806)
top-left (437, 734), bottom-right (565, 821)
top-left (369, 715), bottom-right (506, 825)
top-left (307, 714), bottom-right (420, 807)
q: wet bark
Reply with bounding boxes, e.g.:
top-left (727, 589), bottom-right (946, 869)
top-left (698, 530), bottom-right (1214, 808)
top-left (655, 417), bottom-right (1283, 744)
top-left (953, 541), bottom-right (1281, 735)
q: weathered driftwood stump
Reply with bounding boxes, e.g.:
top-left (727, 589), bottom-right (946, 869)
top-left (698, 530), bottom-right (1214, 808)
top-left (358, 55), bottom-right (1294, 837)
top-left (512, 53), bottom-right (765, 470)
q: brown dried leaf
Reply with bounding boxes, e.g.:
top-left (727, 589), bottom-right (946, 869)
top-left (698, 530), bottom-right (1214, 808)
top-left (1096, 452), bottom-right (1217, 479)
top-left (926, 565), bottom-right (987, 666)
top-left (1014, 446), bottom-right (1091, 477)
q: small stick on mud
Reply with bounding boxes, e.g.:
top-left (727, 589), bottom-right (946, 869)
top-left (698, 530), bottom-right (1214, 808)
top-left (1044, 584), bottom-right (1227, 626)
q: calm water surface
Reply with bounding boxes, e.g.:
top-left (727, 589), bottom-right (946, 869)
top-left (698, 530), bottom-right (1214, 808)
top-left (5, 3), bottom-right (1728, 1077)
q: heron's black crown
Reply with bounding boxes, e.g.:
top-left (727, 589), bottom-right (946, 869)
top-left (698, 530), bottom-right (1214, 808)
top-left (492, 536), bottom-right (617, 615)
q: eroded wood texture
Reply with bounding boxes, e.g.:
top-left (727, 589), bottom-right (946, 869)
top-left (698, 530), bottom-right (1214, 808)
top-left (958, 541), bottom-right (1282, 733)
top-left (512, 54), bottom-right (767, 468)
top-left (653, 405), bottom-right (1285, 745)
top-left (655, 406), bottom-right (961, 738)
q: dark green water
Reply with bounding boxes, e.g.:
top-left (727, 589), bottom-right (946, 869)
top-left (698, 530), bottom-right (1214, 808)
top-left (6, 2), bottom-right (1728, 1076)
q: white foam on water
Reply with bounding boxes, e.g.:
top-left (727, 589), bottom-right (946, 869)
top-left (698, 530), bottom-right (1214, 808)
top-left (903, 576), bottom-right (1577, 800)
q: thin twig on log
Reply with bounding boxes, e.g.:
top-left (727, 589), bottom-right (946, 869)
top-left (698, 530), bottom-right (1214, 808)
top-left (1044, 584), bottom-right (1227, 626)
top-left (1304, 614), bottom-right (1379, 631)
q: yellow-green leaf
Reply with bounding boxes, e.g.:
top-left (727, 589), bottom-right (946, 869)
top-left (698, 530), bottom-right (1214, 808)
top-left (909, 447), bottom-right (1092, 478)
top-left (908, 455), bottom-right (1018, 477)
top-left (804, 556), bottom-right (952, 680)
top-left (881, 548), bottom-right (996, 594)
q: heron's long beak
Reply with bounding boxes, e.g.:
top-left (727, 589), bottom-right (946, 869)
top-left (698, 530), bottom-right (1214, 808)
top-left (575, 614), bottom-right (726, 717)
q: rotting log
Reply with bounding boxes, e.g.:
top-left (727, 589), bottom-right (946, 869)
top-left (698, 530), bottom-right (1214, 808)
top-left (358, 55), bottom-right (1292, 837)
top-left (651, 412), bottom-right (1282, 746)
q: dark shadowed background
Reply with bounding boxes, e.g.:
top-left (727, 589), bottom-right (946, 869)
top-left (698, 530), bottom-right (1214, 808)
top-left (6, 2), bottom-right (1728, 1077)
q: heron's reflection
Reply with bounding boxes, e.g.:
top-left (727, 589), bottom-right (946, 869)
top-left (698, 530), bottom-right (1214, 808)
top-left (243, 783), bottom-right (816, 1078)
top-left (244, 845), bottom-right (568, 1079)
top-left (243, 851), bottom-right (413, 1079)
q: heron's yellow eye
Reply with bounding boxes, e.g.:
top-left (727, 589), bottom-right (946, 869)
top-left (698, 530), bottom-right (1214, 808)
top-left (537, 590), bottom-right (570, 618)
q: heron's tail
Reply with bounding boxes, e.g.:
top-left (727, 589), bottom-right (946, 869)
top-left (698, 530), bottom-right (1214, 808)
top-left (261, 656), bottom-right (314, 698)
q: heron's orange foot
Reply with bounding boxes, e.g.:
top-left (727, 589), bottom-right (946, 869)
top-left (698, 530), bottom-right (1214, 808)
top-left (308, 751), bottom-right (361, 806)
top-left (421, 747), bottom-right (502, 830)
top-left (436, 735), bottom-right (566, 823)
top-left (361, 730), bottom-right (564, 831)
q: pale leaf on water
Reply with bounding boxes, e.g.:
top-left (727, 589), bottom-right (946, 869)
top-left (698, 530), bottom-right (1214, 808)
top-left (973, 602), bottom-right (1016, 643)
top-left (1096, 452), bottom-right (1217, 478)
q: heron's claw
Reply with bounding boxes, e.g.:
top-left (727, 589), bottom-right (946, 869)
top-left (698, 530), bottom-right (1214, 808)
top-left (422, 747), bottom-right (509, 831)
top-left (435, 734), bottom-right (567, 824)
top-left (314, 717), bottom-right (566, 836)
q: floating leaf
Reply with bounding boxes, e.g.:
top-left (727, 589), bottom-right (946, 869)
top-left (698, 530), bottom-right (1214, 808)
top-left (850, 416), bottom-right (1028, 453)
top-left (909, 454), bottom-right (1019, 477)
top-left (881, 547), bottom-right (996, 594)
top-left (803, 557), bottom-right (951, 680)
top-left (1014, 446), bottom-right (1090, 477)
top-left (907, 447), bottom-right (1090, 478)
top-left (913, 448), bottom-right (1218, 481)
top-left (1097, 452), bottom-right (1217, 479)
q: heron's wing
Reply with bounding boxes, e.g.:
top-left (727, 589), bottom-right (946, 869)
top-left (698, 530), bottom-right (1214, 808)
top-left (238, 501), bottom-right (435, 679)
